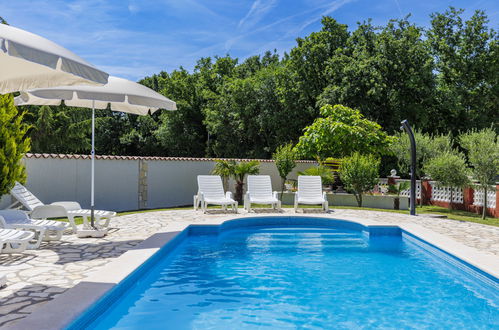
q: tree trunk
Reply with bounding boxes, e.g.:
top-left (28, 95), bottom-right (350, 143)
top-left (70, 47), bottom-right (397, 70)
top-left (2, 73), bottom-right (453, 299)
top-left (482, 186), bottom-right (487, 220)
top-left (235, 181), bottom-right (244, 203)
top-left (449, 189), bottom-right (453, 213)
top-left (394, 197), bottom-right (400, 210)
top-left (355, 192), bottom-right (362, 207)
top-left (280, 177), bottom-right (286, 199)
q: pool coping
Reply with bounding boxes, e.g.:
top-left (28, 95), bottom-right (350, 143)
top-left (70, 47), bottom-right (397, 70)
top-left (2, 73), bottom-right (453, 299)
top-left (7, 213), bottom-right (499, 330)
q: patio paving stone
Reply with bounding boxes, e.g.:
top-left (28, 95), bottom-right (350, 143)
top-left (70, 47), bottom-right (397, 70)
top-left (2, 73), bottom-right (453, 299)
top-left (0, 208), bottom-right (498, 327)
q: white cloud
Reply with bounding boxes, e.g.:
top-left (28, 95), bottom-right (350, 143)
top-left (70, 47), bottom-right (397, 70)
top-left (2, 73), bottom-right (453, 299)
top-left (238, 0), bottom-right (278, 31)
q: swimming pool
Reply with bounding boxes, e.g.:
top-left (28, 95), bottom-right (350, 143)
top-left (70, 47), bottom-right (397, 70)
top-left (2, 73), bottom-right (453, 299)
top-left (70, 217), bottom-right (498, 329)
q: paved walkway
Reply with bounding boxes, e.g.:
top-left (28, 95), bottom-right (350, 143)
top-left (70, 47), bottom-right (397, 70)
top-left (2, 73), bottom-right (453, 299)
top-left (1, 209), bottom-right (498, 327)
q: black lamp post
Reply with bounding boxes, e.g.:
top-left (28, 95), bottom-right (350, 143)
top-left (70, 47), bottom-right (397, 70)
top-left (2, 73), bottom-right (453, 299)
top-left (400, 120), bottom-right (416, 216)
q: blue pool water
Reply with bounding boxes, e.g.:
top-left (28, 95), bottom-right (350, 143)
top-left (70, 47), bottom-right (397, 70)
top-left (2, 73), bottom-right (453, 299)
top-left (76, 218), bottom-right (498, 329)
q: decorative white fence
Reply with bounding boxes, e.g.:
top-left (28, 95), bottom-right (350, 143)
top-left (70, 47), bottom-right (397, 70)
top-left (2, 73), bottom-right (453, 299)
top-left (429, 181), bottom-right (464, 204)
top-left (375, 177), bottom-right (497, 217)
top-left (375, 178), bottom-right (421, 199)
top-left (399, 180), bottom-right (421, 199)
top-left (473, 186), bottom-right (496, 209)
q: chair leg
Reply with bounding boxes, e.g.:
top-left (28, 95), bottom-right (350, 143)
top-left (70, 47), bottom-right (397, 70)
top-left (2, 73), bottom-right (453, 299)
top-left (193, 196), bottom-right (198, 210)
top-left (44, 230), bottom-right (63, 241)
top-left (67, 215), bottom-right (78, 233)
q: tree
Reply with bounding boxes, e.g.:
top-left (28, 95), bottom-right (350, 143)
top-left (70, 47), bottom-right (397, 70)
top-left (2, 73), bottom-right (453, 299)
top-left (231, 161), bottom-right (260, 203)
top-left (286, 17), bottom-right (349, 118)
top-left (319, 18), bottom-right (436, 133)
top-left (427, 8), bottom-right (499, 135)
top-left (272, 143), bottom-right (296, 198)
top-left (424, 151), bottom-right (470, 211)
top-left (294, 104), bottom-right (393, 160)
top-left (147, 69), bottom-right (207, 157)
top-left (0, 16), bottom-right (7, 25)
top-left (17, 9), bottom-right (498, 160)
top-left (339, 153), bottom-right (380, 207)
top-left (459, 128), bottom-right (499, 219)
top-left (0, 94), bottom-right (30, 195)
top-left (390, 130), bottom-right (452, 178)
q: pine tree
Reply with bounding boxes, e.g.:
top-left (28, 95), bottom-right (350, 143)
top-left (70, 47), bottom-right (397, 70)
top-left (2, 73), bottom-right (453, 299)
top-left (0, 94), bottom-right (31, 195)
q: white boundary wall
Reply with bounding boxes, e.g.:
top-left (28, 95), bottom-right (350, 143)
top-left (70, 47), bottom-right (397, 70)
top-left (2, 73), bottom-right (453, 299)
top-left (0, 155), bottom-right (314, 212)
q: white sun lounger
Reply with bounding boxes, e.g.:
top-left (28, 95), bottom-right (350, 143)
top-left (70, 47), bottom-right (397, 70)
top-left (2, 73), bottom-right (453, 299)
top-left (294, 176), bottom-right (329, 212)
top-left (244, 175), bottom-right (281, 212)
top-left (0, 210), bottom-right (68, 243)
top-left (10, 182), bottom-right (116, 233)
top-left (195, 175), bottom-right (238, 213)
top-left (0, 227), bottom-right (35, 253)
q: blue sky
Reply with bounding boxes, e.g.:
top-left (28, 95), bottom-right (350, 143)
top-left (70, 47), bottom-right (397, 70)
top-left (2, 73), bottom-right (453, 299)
top-left (1, 0), bottom-right (497, 81)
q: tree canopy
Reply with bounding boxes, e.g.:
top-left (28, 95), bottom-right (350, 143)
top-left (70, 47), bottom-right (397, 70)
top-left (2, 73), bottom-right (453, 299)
top-left (294, 104), bottom-right (393, 160)
top-left (15, 8), bottom-right (498, 160)
top-left (0, 94), bottom-right (30, 195)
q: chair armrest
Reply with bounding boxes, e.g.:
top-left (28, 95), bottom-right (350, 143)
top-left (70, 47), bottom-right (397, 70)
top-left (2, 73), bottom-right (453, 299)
top-left (226, 191), bottom-right (233, 199)
top-left (51, 201), bottom-right (82, 211)
top-left (0, 215), bottom-right (7, 228)
top-left (31, 205), bottom-right (68, 219)
top-left (198, 192), bottom-right (205, 202)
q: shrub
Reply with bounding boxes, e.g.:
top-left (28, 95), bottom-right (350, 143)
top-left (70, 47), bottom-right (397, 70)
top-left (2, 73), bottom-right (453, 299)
top-left (459, 128), bottom-right (498, 219)
top-left (273, 143), bottom-right (296, 198)
top-left (340, 153), bottom-right (380, 207)
top-left (298, 166), bottom-right (335, 185)
top-left (424, 151), bottom-right (470, 211)
top-left (390, 130), bottom-right (452, 178)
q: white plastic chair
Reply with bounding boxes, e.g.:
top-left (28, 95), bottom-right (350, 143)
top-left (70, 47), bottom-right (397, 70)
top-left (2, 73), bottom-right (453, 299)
top-left (10, 182), bottom-right (116, 233)
top-left (195, 175), bottom-right (238, 213)
top-left (0, 209), bottom-right (68, 242)
top-left (244, 175), bottom-right (281, 212)
top-left (0, 226), bottom-right (35, 253)
top-left (294, 176), bottom-right (329, 212)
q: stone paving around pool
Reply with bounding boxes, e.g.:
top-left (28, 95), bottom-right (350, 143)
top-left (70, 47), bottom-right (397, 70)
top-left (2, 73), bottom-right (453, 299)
top-left (1, 209), bottom-right (498, 327)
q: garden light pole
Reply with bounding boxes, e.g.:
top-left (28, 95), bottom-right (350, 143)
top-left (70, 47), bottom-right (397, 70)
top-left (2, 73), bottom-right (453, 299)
top-left (401, 120), bottom-right (416, 216)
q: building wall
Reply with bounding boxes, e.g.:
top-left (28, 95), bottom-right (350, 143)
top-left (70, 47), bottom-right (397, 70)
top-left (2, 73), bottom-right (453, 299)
top-left (1, 154), bottom-right (315, 211)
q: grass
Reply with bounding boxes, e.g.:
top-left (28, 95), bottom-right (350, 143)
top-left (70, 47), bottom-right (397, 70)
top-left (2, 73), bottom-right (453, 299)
top-left (63, 204), bottom-right (499, 227)
top-left (329, 205), bottom-right (499, 227)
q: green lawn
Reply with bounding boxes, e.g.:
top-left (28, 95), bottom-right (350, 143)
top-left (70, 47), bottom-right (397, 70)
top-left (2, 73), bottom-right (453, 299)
top-left (65, 204), bottom-right (498, 228)
top-left (329, 205), bottom-right (499, 227)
